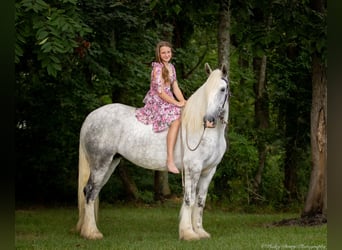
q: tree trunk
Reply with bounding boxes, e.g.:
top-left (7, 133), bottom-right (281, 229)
top-left (217, 0), bottom-right (231, 71)
top-left (154, 171), bottom-right (171, 201)
top-left (117, 162), bottom-right (139, 201)
top-left (302, 0), bottom-right (327, 219)
top-left (302, 54), bottom-right (327, 218)
top-left (252, 56), bottom-right (269, 201)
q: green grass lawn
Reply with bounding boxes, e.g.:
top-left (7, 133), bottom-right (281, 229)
top-left (15, 203), bottom-right (326, 250)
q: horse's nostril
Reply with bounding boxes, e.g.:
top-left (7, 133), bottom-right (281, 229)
top-left (204, 115), bottom-right (216, 124)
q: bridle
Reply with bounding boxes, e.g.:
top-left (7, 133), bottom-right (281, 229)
top-left (221, 77), bottom-right (229, 110)
top-left (219, 77), bottom-right (229, 125)
top-left (185, 77), bottom-right (229, 151)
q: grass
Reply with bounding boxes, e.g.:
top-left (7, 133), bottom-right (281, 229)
top-left (15, 203), bottom-right (326, 250)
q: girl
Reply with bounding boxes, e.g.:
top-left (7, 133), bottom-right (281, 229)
top-left (136, 41), bottom-right (186, 174)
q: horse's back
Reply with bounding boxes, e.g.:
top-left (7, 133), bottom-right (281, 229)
top-left (82, 103), bottom-right (135, 126)
top-left (80, 103), bottom-right (135, 151)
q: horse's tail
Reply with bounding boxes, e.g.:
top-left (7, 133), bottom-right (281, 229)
top-left (76, 143), bottom-right (99, 232)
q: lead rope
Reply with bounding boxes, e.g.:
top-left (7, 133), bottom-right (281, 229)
top-left (186, 125), bottom-right (206, 151)
top-left (180, 123), bottom-right (185, 193)
top-left (180, 123), bottom-right (206, 193)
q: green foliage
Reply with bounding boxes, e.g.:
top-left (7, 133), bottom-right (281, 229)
top-left (261, 148), bottom-right (285, 205)
top-left (228, 48), bottom-right (256, 136)
top-left (221, 0), bottom-right (325, 209)
top-left (211, 130), bottom-right (258, 205)
top-left (15, 0), bottom-right (92, 77)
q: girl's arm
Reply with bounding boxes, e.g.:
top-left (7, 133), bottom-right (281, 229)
top-left (159, 79), bottom-right (186, 107)
top-left (158, 90), bottom-right (184, 107)
top-left (169, 64), bottom-right (186, 106)
top-left (172, 80), bottom-right (186, 103)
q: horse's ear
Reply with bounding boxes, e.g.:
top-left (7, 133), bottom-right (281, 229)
top-left (221, 64), bottom-right (228, 77)
top-left (205, 63), bottom-right (212, 75)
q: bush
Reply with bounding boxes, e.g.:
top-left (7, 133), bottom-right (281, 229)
top-left (210, 130), bottom-right (258, 206)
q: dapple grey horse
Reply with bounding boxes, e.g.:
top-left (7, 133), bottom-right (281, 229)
top-left (76, 63), bottom-right (230, 240)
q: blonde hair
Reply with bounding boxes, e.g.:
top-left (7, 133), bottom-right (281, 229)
top-left (155, 41), bottom-right (173, 84)
top-left (182, 69), bottom-right (223, 133)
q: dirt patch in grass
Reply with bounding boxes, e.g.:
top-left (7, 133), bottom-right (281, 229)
top-left (268, 214), bottom-right (327, 227)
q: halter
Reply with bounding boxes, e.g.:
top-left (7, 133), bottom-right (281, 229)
top-left (219, 77), bottom-right (229, 124)
top-left (221, 77), bottom-right (229, 109)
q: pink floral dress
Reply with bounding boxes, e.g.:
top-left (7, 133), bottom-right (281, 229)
top-left (136, 62), bottom-right (181, 132)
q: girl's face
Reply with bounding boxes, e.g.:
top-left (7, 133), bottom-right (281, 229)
top-left (159, 46), bottom-right (172, 63)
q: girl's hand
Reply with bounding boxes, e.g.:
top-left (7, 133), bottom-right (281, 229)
top-left (177, 100), bottom-right (187, 107)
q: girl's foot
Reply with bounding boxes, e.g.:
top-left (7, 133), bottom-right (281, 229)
top-left (167, 162), bottom-right (180, 174)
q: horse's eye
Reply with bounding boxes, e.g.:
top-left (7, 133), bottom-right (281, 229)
top-left (220, 87), bottom-right (226, 92)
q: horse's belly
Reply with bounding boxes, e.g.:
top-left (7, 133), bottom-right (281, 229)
top-left (116, 124), bottom-right (182, 171)
top-left (120, 139), bottom-right (167, 170)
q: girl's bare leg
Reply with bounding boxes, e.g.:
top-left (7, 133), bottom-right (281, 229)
top-left (167, 119), bottom-right (180, 174)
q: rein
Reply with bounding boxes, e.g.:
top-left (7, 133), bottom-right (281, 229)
top-left (186, 125), bottom-right (206, 151)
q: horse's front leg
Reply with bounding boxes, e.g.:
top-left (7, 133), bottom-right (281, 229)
top-left (192, 166), bottom-right (217, 239)
top-left (179, 164), bottom-right (202, 241)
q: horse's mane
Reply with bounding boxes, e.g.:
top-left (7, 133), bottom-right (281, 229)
top-left (181, 69), bottom-right (223, 133)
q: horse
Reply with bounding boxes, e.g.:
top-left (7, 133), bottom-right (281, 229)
top-left (75, 63), bottom-right (230, 241)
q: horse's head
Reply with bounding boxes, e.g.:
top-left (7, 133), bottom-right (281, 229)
top-left (202, 63), bottom-right (229, 128)
top-left (181, 63), bottom-right (230, 133)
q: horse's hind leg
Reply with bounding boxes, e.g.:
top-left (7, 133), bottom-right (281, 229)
top-left (81, 155), bottom-right (121, 240)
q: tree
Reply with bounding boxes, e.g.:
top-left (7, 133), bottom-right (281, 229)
top-left (302, 0), bottom-right (327, 218)
top-left (217, 0), bottom-right (231, 70)
top-left (250, 3), bottom-right (272, 202)
top-left (303, 55), bottom-right (327, 218)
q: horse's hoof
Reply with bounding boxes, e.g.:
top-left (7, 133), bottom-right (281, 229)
top-left (80, 229), bottom-right (103, 240)
top-left (196, 229), bottom-right (211, 239)
top-left (179, 229), bottom-right (200, 241)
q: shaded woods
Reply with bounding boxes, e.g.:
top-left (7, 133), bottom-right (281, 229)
top-left (15, 0), bottom-right (326, 222)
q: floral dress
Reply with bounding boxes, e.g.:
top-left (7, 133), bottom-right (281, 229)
top-left (136, 62), bottom-right (181, 132)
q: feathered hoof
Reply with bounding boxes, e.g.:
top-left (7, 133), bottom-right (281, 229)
top-left (195, 229), bottom-right (211, 239)
top-left (179, 229), bottom-right (201, 241)
top-left (80, 228), bottom-right (103, 240)
top-left (75, 221), bottom-right (83, 233)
